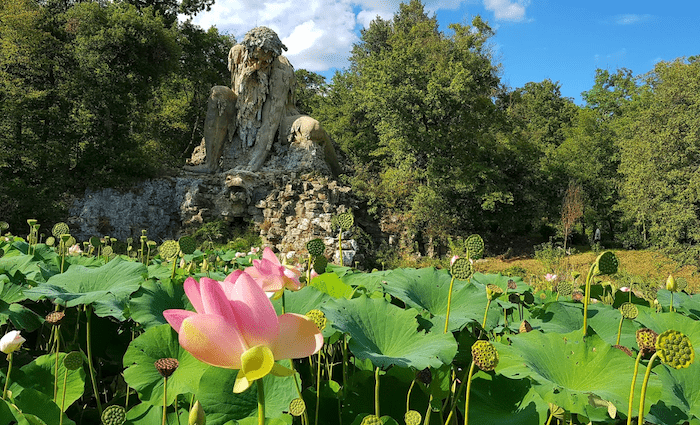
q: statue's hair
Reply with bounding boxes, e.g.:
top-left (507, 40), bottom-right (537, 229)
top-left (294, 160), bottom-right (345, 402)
top-left (241, 27), bottom-right (287, 57)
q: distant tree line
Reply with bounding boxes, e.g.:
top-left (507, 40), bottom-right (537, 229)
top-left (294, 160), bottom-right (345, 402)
top-left (3, 0), bottom-right (700, 262)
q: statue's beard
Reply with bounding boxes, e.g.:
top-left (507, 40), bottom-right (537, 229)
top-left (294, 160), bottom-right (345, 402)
top-left (236, 58), bottom-right (273, 148)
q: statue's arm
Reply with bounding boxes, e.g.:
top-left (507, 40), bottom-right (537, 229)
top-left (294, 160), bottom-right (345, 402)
top-left (247, 56), bottom-right (295, 171)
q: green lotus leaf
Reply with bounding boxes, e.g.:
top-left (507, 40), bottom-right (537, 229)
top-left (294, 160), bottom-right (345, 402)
top-left (656, 289), bottom-right (700, 318)
top-left (197, 366), bottom-right (298, 425)
top-left (147, 263), bottom-right (176, 282)
top-left (122, 324), bottom-right (208, 406)
top-left (125, 402), bottom-right (188, 425)
top-left (338, 269), bottom-right (393, 295)
top-left (0, 249), bottom-right (56, 285)
top-left (12, 352), bottom-right (86, 411)
top-left (587, 303), bottom-right (646, 348)
top-left (24, 257), bottom-right (146, 314)
top-left (527, 302), bottom-right (583, 333)
top-left (471, 273), bottom-right (530, 294)
top-left (464, 372), bottom-right (548, 425)
top-left (236, 415), bottom-right (294, 425)
top-left (0, 299), bottom-right (43, 332)
top-left (321, 296), bottom-right (457, 370)
top-left (311, 271), bottom-right (354, 299)
top-left (272, 286), bottom-right (336, 338)
top-left (496, 329), bottom-right (663, 421)
top-left (0, 275), bottom-right (26, 303)
top-left (7, 387), bottom-right (76, 425)
top-left (128, 278), bottom-right (187, 329)
top-left (377, 267), bottom-right (500, 332)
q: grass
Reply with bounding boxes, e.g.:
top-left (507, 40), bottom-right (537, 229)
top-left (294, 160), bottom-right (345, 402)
top-left (479, 249), bottom-right (700, 293)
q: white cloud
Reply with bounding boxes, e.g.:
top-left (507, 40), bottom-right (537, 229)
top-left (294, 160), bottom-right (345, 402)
top-left (615, 14), bottom-right (652, 25)
top-left (185, 0), bottom-right (529, 73)
top-left (483, 0), bottom-right (527, 22)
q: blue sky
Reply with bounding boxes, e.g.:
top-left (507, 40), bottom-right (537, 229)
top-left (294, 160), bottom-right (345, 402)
top-left (187, 0), bottom-right (700, 104)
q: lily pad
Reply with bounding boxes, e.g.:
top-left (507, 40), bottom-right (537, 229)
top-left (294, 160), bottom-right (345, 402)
top-left (465, 372), bottom-right (548, 425)
top-left (12, 352), bottom-right (87, 411)
top-left (378, 267), bottom-right (500, 332)
top-left (24, 257), bottom-right (146, 319)
top-left (123, 324), bottom-right (208, 406)
top-left (311, 272), bottom-right (354, 299)
top-left (321, 296), bottom-right (457, 370)
top-left (496, 329), bottom-right (663, 421)
top-left (128, 278), bottom-right (187, 329)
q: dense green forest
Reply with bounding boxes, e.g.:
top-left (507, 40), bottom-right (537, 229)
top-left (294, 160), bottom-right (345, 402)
top-left (2, 0), bottom-right (700, 261)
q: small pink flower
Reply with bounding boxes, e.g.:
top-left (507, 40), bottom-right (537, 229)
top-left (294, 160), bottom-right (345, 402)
top-left (235, 252), bottom-right (246, 258)
top-left (163, 273), bottom-right (323, 393)
top-left (620, 286), bottom-right (631, 292)
top-left (248, 247), bottom-right (260, 256)
top-left (237, 247), bottom-right (302, 298)
top-left (450, 255), bottom-right (459, 266)
top-left (544, 273), bottom-right (557, 282)
top-left (68, 244), bottom-right (82, 255)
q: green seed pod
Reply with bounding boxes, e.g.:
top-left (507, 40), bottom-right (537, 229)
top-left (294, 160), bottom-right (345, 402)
top-left (178, 236), bottom-right (197, 255)
top-left (636, 328), bottom-right (659, 354)
top-left (450, 257), bottom-right (473, 281)
top-left (52, 222), bottom-right (70, 239)
top-left (486, 284), bottom-right (503, 301)
top-left (306, 238), bottom-right (326, 257)
top-left (289, 398), bottom-right (306, 416)
top-left (404, 410), bottom-right (422, 425)
top-left (63, 351), bottom-right (83, 371)
top-left (360, 415), bottom-right (381, 425)
top-left (101, 405), bottom-right (126, 425)
top-left (188, 400), bottom-right (206, 425)
top-left (159, 240), bottom-right (181, 261)
top-left (471, 340), bottom-right (499, 371)
top-left (313, 255), bottom-right (328, 274)
top-left (90, 236), bottom-right (102, 248)
top-left (557, 281), bottom-right (573, 297)
top-left (336, 212), bottom-right (354, 231)
top-left (656, 330), bottom-right (694, 369)
top-left (666, 274), bottom-right (677, 292)
top-left (154, 358), bottom-right (179, 378)
top-left (147, 240), bottom-right (156, 248)
top-left (465, 234), bottom-right (484, 260)
top-left (306, 309), bottom-right (327, 331)
top-left (620, 302), bottom-right (639, 319)
top-left (594, 251), bottom-right (619, 276)
top-left (0, 221), bottom-right (8, 231)
top-left (27, 219), bottom-right (38, 227)
top-left (675, 277), bottom-right (688, 292)
top-left (102, 246), bottom-right (113, 257)
top-left (60, 234), bottom-right (71, 243)
top-left (46, 237), bottom-right (55, 247)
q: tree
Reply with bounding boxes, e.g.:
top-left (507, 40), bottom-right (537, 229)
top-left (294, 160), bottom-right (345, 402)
top-left (561, 182), bottom-right (584, 252)
top-left (294, 69), bottom-right (327, 116)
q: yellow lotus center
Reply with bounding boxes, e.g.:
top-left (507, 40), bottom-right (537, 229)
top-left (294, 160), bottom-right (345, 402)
top-left (241, 345), bottom-right (275, 382)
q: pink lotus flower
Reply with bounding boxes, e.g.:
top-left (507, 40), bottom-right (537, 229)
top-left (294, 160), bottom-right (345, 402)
top-left (239, 247), bottom-right (302, 298)
top-left (620, 286), bottom-right (631, 292)
top-left (68, 244), bottom-right (82, 255)
top-left (0, 330), bottom-right (25, 354)
top-left (450, 255), bottom-right (459, 266)
top-left (163, 272), bottom-right (323, 393)
top-left (544, 273), bottom-right (557, 282)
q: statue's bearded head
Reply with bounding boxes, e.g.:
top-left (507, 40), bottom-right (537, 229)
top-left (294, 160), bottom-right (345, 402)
top-left (239, 27), bottom-right (287, 77)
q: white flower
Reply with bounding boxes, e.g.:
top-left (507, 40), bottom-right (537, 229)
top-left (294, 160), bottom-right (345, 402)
top-left (0, 330), bottom-right (25, 354)
top-left (68, 244), bottom-right (82, 255)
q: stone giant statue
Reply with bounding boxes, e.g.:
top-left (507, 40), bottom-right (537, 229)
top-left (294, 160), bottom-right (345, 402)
top-left (185, 27), bottom-right (340, 175)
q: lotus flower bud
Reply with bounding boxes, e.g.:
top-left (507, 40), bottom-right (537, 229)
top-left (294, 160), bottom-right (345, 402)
top-left (189, 400), bottom-right (206, 425)
top-left (0, 330), bottom-right (25, 354)
top-left (666, 274), bottom-right (677, 292)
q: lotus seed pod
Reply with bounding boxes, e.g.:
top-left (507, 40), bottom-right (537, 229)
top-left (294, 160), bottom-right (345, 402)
top-left (60, 234), bottom-right (71, 243)
top-left (666, 274), bottom-right (677, 292)
top-left (613, 345), bottom-right (633, 357)
top-left (159, 240), bottom-right (181, 261)
top-left (508, 293), bottom-right (520, 304)
top-left (305, 309), bottom-right (327, 331)
top-left (147, 240), bottom-right (156, 248)
top-left (154, 358), bottom-right (179, 378)
top-left (416, 368), bottom-right (432, 385)
top-left (656, 330), bottom-right (694, 369)
top-left (360, 415), bottom-right (381, 425)
top-left (572, 291), bottom-right (584, 302)
top-left (178, 236), bottom-right (197, 255)
top-left (289, 398), bottom-right (306, 416)
top-left (313, 255), bottom-right (328, 274)
top-left (188, 400), bottom-right (206, 425)
top-left (450, 257), bottom-right (473, 280)
top-left (465, 234), bottom-right (484, 260)
top-left (557, 281), bottom-right (573, 297)
top-left (52, 222), bottom-right (69, 239)
top-left (90, 236), bottom-right (102, 248)
top-left (141, 230), bottom-right (147, 236)
top-left (636, 328), bottom-right (658, 354)
top-left (102, 246), bottom-right (113, 257)
top-left (63, 351), bottom-right (83, 370)
top-left (101, 405), bottom-right (126, 425)
top-left (620, 302), bottom-right (639, 319)
top-left (471, 340), bottom-right (499, 371)
top-left (507, 279), bottom-right (517, 290)
top-left (336, 212), bottom-right (354, 231)
top-left (27, 219), bottom-right (37, 227)
top-left (306, 238), bottom-right (326, 257)
top-left (594, 251), bottom-right (619, 276)
top-left (675, 277), bottom-right (688, 292)
top-left (0, 221), bottom-right (8, 231)
top-left (519, 320), bottom-right (532, 333)
top-left (46, 237), bottom-right (55, 247)
top-left (45, 311), bottom-right (65, 326)
top-left (486, 284), bottom-right (503, 301)
top-left (404, 410), bottom-right (422, 425)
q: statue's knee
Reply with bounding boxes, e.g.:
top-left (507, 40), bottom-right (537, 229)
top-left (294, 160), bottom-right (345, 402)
top-left (210, 85), bottom-right (237, 102)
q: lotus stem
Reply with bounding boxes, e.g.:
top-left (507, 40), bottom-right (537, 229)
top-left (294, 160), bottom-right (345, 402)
top-left (444, 276), bottom-right (457, 334)
top-left (170, 259), bottom-right (177, 280)
top-left (338, 229), bottom-right (343, 267)
top-left (315, 350), bottom-right (322, 425)
top-left (406, 378), bottom-right (416, 413)
top-left (85, 305), bottom-right (103, 415)
top-left (3, 352), bottom-right (13, 400)
top-left (423, 394), bottom-right (432, 425)
top-left (162, 376), bottom-right (168, 425)
top-left (59, 367), bottom-right (69, 425)
top-left (257, 378), bottom-right (265, 425)
top-left (626, 350), bottom-right (645, 425)
top-left (545, 410), bottom-right (554, 425)
top-left (342, 334), bottom-right (348, 399)
top-left (582, 263), bottom-right (596, 337)
top-left (637, 352), bottom-right (659, 425)
top-left (616, 316), bottom-right (624, 346)
top-left (463, 361), bottom-right (477, 425)
top-left (482, 299), bottom-right (492, 329)
top-left (670, 292), bottom-right (674, 312)
top-left (374, 366), bottom-right (381, 417)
